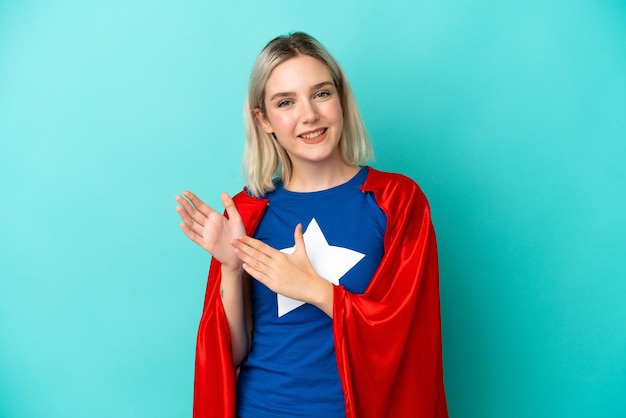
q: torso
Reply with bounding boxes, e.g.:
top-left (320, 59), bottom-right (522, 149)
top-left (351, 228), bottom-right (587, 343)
top-left (236, 166), bottom-right (387, 418)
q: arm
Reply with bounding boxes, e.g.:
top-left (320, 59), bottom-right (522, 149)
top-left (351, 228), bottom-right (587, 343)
top-left (175, 191), bottom-right (249, 363)
top-left (219, 266), bottom-right (249, 367)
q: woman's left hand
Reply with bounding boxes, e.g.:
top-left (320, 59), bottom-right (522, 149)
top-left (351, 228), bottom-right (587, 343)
top-left (231, 224), bottom-right (333, 315)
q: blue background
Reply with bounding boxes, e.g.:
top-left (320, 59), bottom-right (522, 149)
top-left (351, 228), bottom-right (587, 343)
top-left (1, 1), bottom-right (625, 417)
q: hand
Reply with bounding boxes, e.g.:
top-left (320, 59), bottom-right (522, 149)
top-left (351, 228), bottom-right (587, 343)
top-left (231, 224), bottom-right (333, 312)
top-left (175, 191), bottom-right (246, 270)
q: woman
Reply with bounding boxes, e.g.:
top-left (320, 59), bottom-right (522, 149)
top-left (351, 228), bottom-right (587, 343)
top-left (176, 32), bottom-right (448, 418)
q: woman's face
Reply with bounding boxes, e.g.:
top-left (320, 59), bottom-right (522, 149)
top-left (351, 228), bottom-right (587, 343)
top-left (257, 55), bottom-right (344, 169)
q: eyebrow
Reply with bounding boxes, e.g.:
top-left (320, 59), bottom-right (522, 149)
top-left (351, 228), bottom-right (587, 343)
top-left (268, 81), bottom-right (335, 102)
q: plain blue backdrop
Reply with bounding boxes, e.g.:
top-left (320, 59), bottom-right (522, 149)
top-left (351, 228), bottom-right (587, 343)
top-left (1, 1), bottom-right (625, 417)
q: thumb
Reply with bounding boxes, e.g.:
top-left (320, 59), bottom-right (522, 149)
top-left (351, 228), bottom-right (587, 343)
top-left (293, 223), bottom-right (306, 253)
top-left (221, 192), bottom-right (241, 221)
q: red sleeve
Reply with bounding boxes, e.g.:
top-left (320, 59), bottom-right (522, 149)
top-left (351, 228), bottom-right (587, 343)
top-left (333, 171), bottom-right (448, 418)
top-left (192, 191), bottom-right (268, 418)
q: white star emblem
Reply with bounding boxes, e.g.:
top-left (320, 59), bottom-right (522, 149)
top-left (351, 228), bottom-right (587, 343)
top-left (277, 218), bottom-right (365, 317)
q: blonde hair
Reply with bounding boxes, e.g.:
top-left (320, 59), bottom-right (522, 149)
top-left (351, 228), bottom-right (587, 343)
top-left (243, 32), bottom-right (373, 197)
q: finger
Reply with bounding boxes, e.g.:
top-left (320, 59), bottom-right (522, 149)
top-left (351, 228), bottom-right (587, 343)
top-left (176, 194), bottom-right (207, 225)
top-left (234, 235), bottom-right (275, 253)
top-left (293, 223), bottom-right (306, 253)
top-left (241, 262), bottom-right (271, 286)
top-left (233, 237), bottom-right (283, 266)
top-left (221, 192), bottom-right (242, 223)
top-left (178, 206), bottom-right (212, 238)
top-left (183, 190), bottom-right (214, 218)
top-left (175, 195), bottom-right (194, 216)
top-left (179, 222), bottom-right (203, 246)
top-left (175, 200), bottom-right (196, 224)
top-left (175, 202), bottom-right (209, 238)
top-left (232, 238), bottom-right (274, 268)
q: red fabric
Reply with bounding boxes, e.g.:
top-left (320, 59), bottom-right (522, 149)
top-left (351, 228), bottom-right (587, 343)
top-left (192, 167), bottom-right (448, 418)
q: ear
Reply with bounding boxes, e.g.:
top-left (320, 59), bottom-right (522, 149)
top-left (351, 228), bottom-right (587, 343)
top-left (254, 109), bottom-right (274, 134)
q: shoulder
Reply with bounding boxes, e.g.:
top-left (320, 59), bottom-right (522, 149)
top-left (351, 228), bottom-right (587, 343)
top-left (233, 187), bottom-right (269, 202)
top-left (232, 189), bottom-right (254, 203)
top-left (232, 188), bottom-right (268, 215)
top-left (363, 167), bottom-right (428, 204)
top-left (363, 168), bottom-right (433, 235)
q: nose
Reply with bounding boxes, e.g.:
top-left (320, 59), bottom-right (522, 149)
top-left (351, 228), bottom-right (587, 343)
top-left (300, 100), bottom-right (319, 123)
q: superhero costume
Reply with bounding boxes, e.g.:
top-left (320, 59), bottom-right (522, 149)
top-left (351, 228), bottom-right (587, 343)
top-left (192, 167), bottom-right (449, 418)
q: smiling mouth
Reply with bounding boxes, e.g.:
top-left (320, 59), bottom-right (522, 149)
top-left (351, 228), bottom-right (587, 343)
top-left (298, 128), bottom-right (327, 140)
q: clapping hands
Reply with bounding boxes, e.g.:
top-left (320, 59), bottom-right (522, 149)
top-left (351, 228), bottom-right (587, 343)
top-left (175, 191), bottom-right (246, 271)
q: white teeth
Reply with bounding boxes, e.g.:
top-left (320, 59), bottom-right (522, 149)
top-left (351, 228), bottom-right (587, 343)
top-left (300, 129), bottom-right (326, 139)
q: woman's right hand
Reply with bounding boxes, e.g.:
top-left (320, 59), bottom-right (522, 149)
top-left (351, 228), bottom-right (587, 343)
top-left (175, 191), bottom-right (246, 270)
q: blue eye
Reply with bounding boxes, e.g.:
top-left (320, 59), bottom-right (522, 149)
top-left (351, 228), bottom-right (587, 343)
top-left (316, 91), bottom-right (331, 98)
top-left (277, 100), bottom-right (293, 108)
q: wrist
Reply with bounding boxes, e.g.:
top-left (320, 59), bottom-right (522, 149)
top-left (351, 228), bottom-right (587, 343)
top-left (221, 263), bottom-right (243, 278)
top-left (309, 277), bottom-right (334, 317)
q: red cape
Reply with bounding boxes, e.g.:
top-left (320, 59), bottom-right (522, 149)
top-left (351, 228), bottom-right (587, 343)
top-left (193, 167), bottom-right (448, 417)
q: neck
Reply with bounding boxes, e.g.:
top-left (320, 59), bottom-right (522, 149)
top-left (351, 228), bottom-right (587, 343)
top-left (285, 160), bottom-right (361, 193)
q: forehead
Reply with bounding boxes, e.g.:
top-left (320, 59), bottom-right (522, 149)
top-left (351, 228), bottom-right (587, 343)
top-left (264, 55), bottom-right (333, 95)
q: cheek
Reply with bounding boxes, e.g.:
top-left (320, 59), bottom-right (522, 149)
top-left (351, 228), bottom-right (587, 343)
top-left (267, 112), bottom-right (296, 133)
top-left (330, 101), bottom-right (344, 128)
top-left (327, 99), bottom-right (343, 121)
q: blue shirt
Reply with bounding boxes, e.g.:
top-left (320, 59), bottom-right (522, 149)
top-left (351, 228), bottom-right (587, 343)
top-left (236, 167), bottom-right (386, 418)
